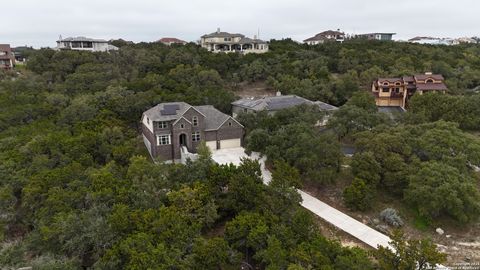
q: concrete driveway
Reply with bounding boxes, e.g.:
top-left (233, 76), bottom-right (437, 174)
top-left (211, 147), bottom-right (249, 166)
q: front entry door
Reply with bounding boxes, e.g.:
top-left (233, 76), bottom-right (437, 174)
top-left (179, 134), bottom-right (187, 147)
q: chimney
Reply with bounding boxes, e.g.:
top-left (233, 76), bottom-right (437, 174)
top-left (276, 91), bottom-right (282, 96)
top-left (217, 28), bottom-right (220, 33)
top-left (425, 71), bottom-right (433, 75)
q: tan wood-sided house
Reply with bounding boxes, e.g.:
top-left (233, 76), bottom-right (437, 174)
top-left (372, 72), bottom-right (447, 108)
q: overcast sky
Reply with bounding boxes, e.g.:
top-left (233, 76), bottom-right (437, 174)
top-left (4, 0), bottom-right (479, 47)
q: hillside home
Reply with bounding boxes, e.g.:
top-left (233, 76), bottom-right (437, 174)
top-left (200, 28), bottom-right (268, 54)
top-left (0, 44), bottom-right (15, 69)
top-left (372, 72), bottom-right (447, 108)
top-left (231, 94), bottom-right (338, 125)
top-left (356, 33), bottom-right (396, 41)
top-left (304, 30), bottom-right (345, 45)
top-left (56, 36), bottom-right (119, 52)
top-left (157, 37), bottom-right (187, 46)
top-left (142, 102), bottom-right (244, 162)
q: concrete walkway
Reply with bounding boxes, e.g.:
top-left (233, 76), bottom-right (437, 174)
top-left (299, 190), bottom-right (392, 249)
top-left (249, 152), bottom-right (392, 249)
top-left (217, 149), bottom-right (447, 269)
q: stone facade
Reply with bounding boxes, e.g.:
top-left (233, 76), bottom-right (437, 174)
top-left (142, 102), bottom-right (244, 162)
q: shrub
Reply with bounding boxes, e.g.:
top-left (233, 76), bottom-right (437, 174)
top-left (343, 178), bottom-right (375, 211)
top-left (379, 208), bottom-right (404, 227)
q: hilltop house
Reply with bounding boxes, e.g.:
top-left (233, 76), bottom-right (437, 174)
top-left (355, 33), bottom-right (396, 41)
top-left (304, 30), bottom-right (345, 45)
top-left (231, 94), bottom-right (338, 125)
top-left (157, 37), bottom-right (187, 46)
top-left (0, 44), bottom-right (15, 69)
top-left (372, 72), bottom-right (447, 108)
top-left (56, 36), bottom-right (119, 52)
top-left (142, 102), bottom-right (244, 162)
top-left (200, 28), bottom-right (268, 54)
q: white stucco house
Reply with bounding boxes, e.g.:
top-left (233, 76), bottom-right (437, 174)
top-left (56, 36), bottom-right (119, 52)
top-left (200, 28), bottom-right (268, 54)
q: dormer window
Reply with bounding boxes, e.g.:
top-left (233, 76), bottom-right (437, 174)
top-left (383, 82), bottom-right (389, 86)
top-left (157, 121), bottom-right (168, 129)
top-left (192, 116), bottom-right (198, 126)
top-left (395, 82), bottom-right (401, 86)
top-left (426, 79), bottom-right (434, 83)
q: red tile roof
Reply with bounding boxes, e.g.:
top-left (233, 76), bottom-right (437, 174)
top-left (414, 74), bottom-right (444, 81)
top-left (416, 83), bottom-right (448, 91)
top-left (157, 37), bottom-right (186, 44)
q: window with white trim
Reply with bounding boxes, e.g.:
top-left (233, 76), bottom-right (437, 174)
top-left (157, 134), bottom-right (171, 145)
top-left (157, 121), bottom-right (168, 129)
top-left (192, 132), bottom-right (201, 142)
top-left (192, 116), bottom-right (198, 126)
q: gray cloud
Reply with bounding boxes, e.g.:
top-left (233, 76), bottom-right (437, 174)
top-left (4, 0), bottom-right (479, 47)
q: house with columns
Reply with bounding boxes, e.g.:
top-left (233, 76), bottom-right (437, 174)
top-left (200, 28), bottom-right (268, 54)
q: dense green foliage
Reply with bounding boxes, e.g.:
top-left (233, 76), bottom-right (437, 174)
top-left (348, 121), bottom-right (480, 222)
top-left (1, 38), bottom-right (480, 267)
top-left (406, 92), bottom-right (480, 131)
top-left (374, 230), bottom-right (446, 270)
top-left (239, 105), bottom-right (342, 184)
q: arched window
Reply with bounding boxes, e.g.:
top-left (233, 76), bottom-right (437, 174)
top-left (383, 82), bottom-right (389, 86)
top-left (395, 82), bottom-right (401, 86)
top-left (426, 79), bottom-right (434, 83)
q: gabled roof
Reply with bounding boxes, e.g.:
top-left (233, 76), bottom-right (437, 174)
top-left (143, 102), bottom-right (192, 121)
top-left (304, 30), bottom-right (344, 42)
top-left (195, 105), bottom-right (242, 130)
top-left (143, 102), bottom-right (236, 131)
top-left (377, 78), bottom-right (403, 83)
top-left (158, 37), bottom-right (187, 44)
top-left (416, 83), bottom-right (448, 91)
top-left (232, 95), bottom-right (337, 112)
top-left (414, 74), bottom-right (444, 81)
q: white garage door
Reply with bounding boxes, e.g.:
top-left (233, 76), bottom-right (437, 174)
top-left (219, 138), bottom-right (241, 149)
top-left (206, 141), bottom-right (217, 151)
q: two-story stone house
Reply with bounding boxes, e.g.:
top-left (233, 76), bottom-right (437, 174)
top-left (200, 28), bottom-right (268, 54)
top-left (142, 102), bottom-right (244, 162)
top-left (372, 72), bottom-right (447, 108)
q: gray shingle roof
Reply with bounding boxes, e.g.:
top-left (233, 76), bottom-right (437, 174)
top-left (232, 95), bottom-right (338, 112)
top-left (143, 102), bottom-right (192, 121)
top-left (195, 105), bottom-right (230, 130)
top-left (201, 31), bottom-right (245, 38)
top-left (143, 102), bottom-right (240, 131)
